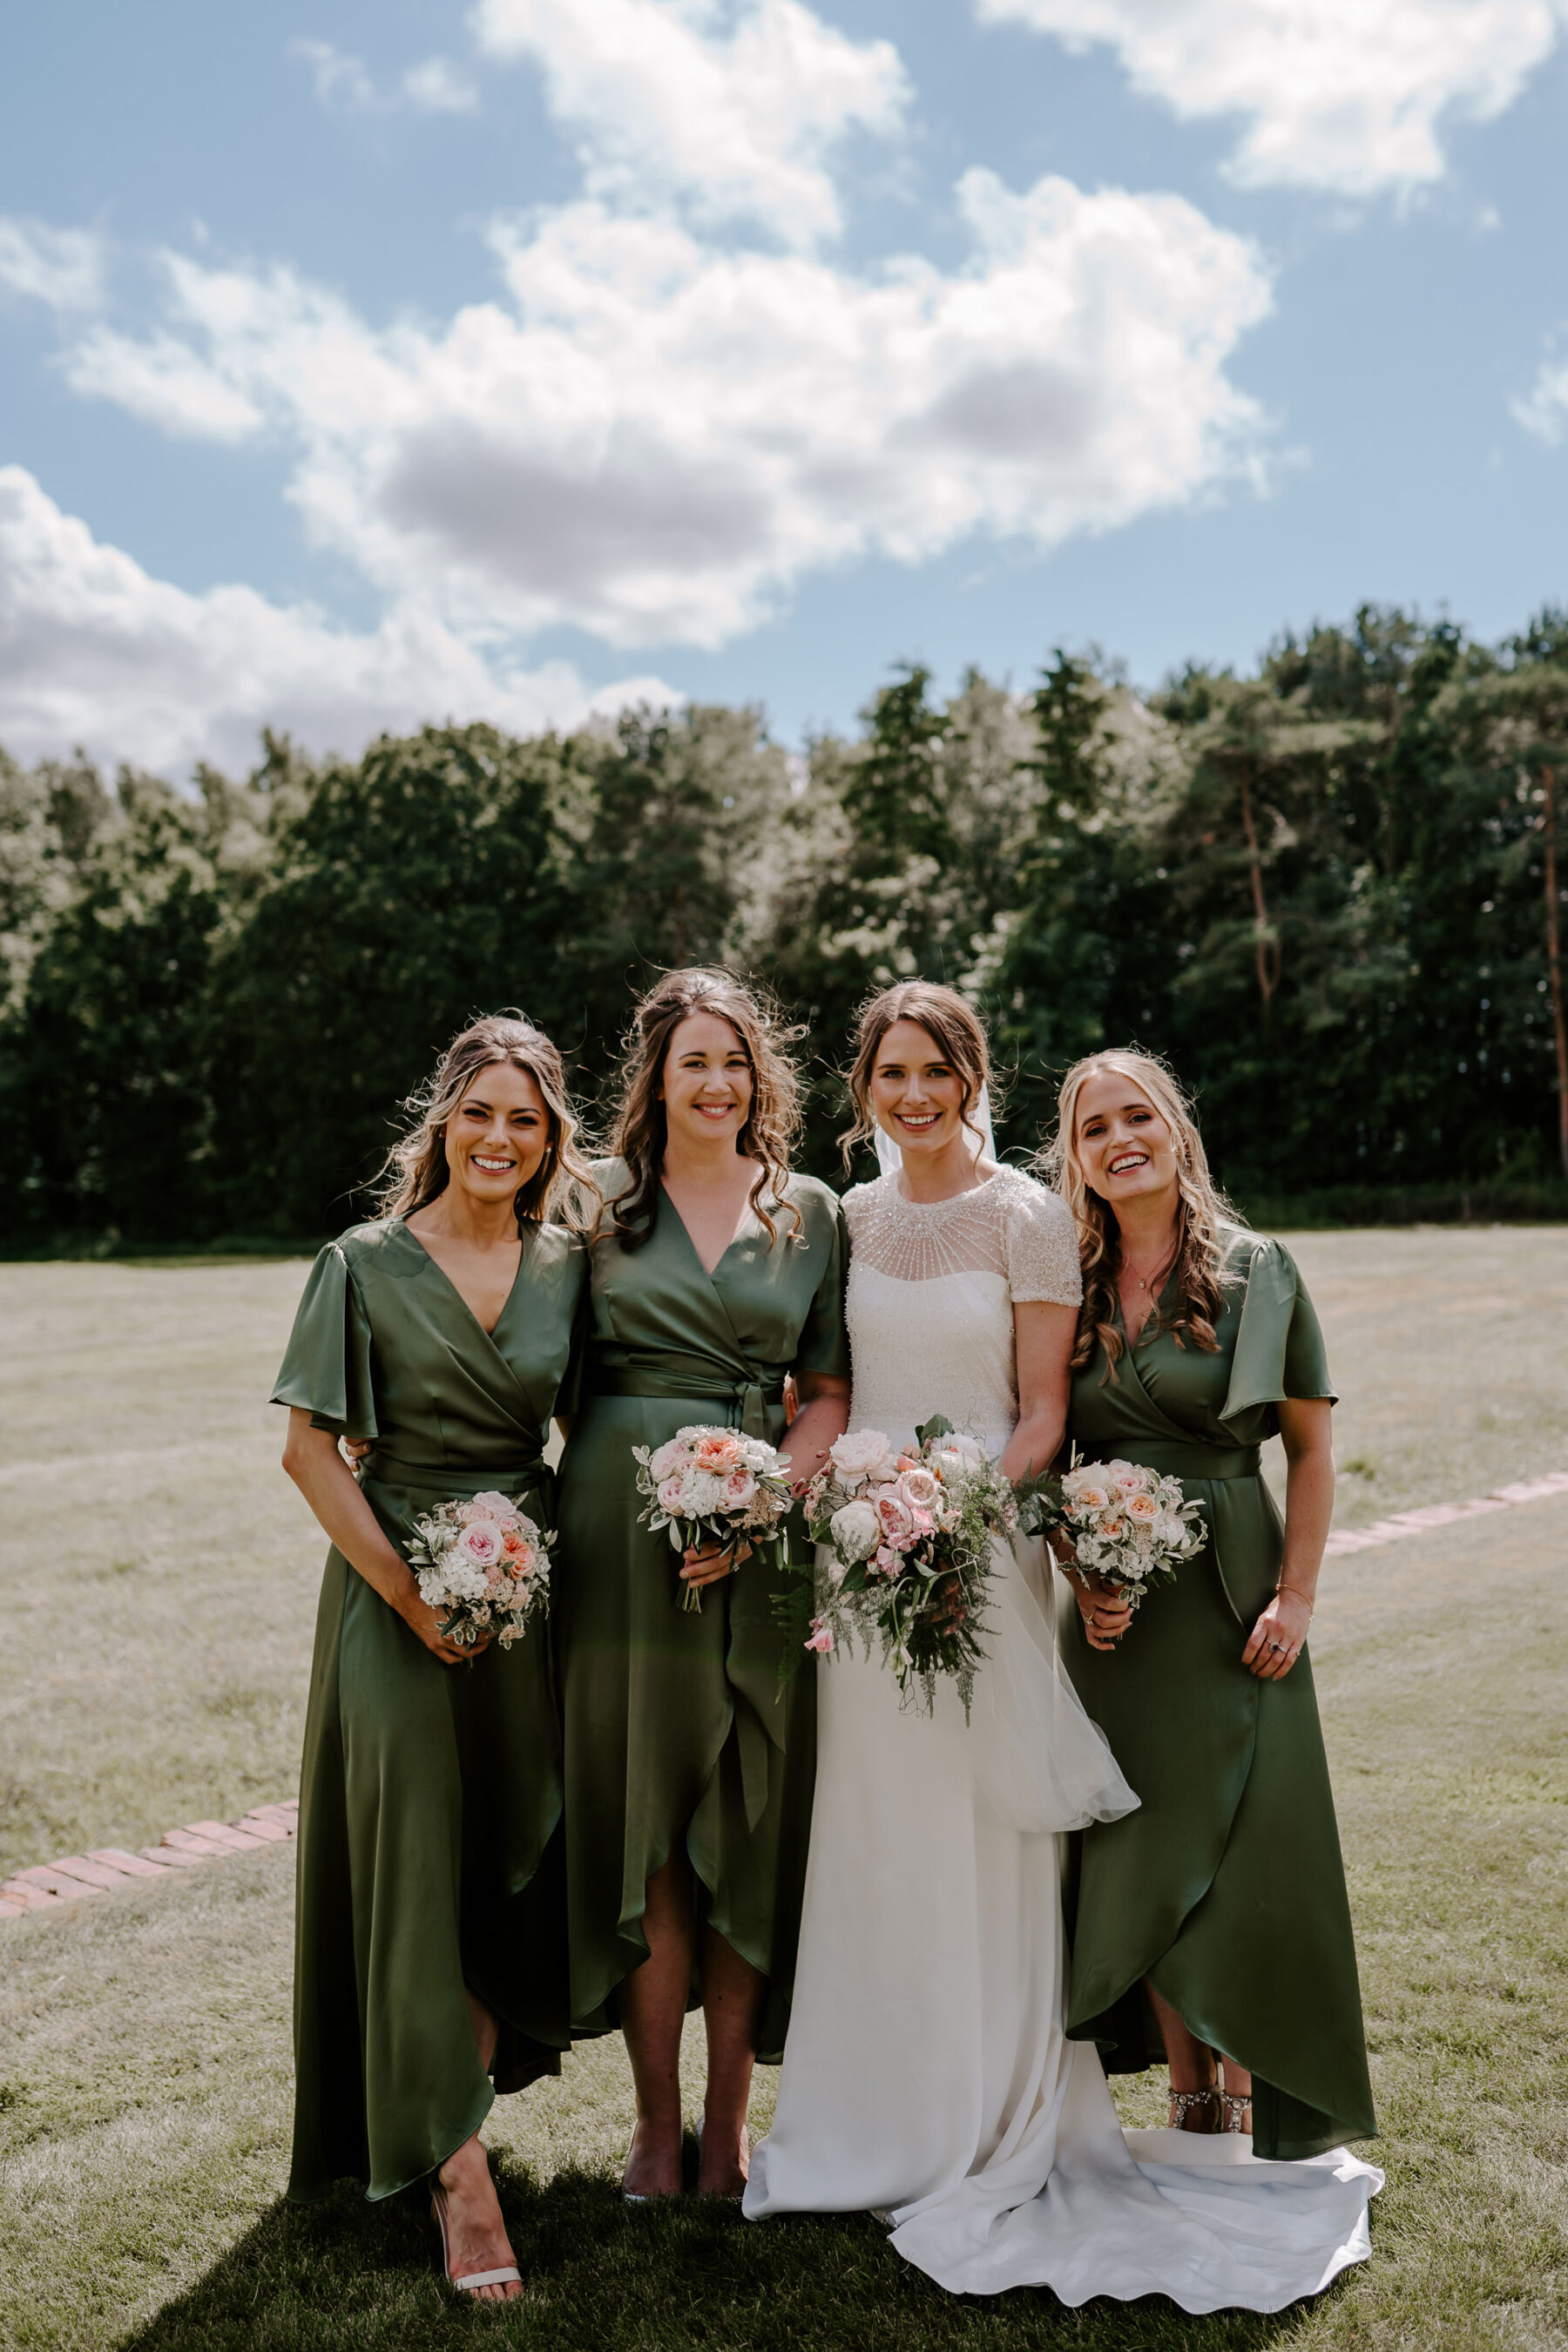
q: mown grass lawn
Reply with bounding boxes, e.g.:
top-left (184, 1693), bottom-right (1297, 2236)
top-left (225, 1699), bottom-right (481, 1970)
top-left (1, 1231), bottom-right (1565, 2348)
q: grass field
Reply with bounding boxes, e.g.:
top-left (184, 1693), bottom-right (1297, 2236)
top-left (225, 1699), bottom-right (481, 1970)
top-left (2, 1230), bottom-right (1566, 2349)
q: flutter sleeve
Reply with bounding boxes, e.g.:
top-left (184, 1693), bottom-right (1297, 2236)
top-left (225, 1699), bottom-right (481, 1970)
top-left (1003, 1175), bottom-right (1084, 1308)
top-left (269, 1242), bottom-right (379, 1440)
top-left (1220, 1237), bottom-right (1337, 1426)
top-left (792, 1187), bottom-right (851, 1379)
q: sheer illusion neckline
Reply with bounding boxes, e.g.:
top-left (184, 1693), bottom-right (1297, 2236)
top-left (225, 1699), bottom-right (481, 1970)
top-left (890, 1168), bottom-right (1002, 1216)
top-left (845, 1165), bottom-right (1080, 1296)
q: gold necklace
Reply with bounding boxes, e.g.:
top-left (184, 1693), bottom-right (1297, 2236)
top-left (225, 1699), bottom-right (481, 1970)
top-left (1123, 1241), bottom-right (1175, 1294)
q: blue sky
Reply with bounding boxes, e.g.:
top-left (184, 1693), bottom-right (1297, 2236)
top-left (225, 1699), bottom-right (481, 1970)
top-left (2, 0), bottom-right (1566, 774)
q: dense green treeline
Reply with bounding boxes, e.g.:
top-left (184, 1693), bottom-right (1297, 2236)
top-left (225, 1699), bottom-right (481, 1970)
top-left (2, 603), bottom-right (1565, 1245)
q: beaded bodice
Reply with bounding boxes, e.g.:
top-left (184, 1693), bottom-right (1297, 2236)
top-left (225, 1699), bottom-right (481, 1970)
top-left (842, 1166), bottom-right (1082, 1451)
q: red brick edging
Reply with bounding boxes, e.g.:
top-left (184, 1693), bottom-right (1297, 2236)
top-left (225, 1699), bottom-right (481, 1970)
top-left (1322, 1469), bottom-right (1568, 1556)
top-left (0, 1801), bottom-right (298, 1922)
top-left (5, 1473), bottom-right (1565, 1924)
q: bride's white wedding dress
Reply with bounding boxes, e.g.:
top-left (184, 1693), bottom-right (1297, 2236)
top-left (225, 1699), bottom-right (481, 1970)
top-left (743, 1166), bottom-right (1381, 2310)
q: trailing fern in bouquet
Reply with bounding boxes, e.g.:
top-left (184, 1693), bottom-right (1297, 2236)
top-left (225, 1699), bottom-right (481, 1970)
top-left (778, 1416), bottom-right (1016, 1717)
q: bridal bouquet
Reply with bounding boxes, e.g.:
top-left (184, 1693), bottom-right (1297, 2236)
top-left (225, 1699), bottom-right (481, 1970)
top-left (405, 1490), bottom-right (553, 1650)
top-left (781, 1417), bottom-right (1011, 1717)
top-left (632, 1424), bottom-right (796, 1612)
top-left (1033, 1453), bottom-right (1205, 1614)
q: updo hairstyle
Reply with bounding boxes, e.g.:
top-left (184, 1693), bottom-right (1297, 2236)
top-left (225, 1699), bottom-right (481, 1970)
top-left (839, 980), bottom-right (993, 1171)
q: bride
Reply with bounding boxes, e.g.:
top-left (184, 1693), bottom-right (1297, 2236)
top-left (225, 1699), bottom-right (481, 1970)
top-left (742, 982), bottom-right (1380, 2312)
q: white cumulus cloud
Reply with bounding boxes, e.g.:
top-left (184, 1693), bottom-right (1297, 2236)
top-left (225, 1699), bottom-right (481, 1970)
top-left (977, 0), bottom-right (1566, 194)
top-left (1512, 350), bottom-right (1568, 443)
top-left (0, 466), bottom-right (673, 774)
top-left (63, 327), bottom-right (266, 443)
top-left (402, 57), bottom-right (481, 112)
top-left (287, 37), bottom-right (379, 113)
top-left (470, 0), bottom-right (909, 245)
top-left (288, 37), bottom-right (480, 117)
top-left (57, 177), bottom-right (1271, 649)
top-left (0, 215), bottom-right (106, 310)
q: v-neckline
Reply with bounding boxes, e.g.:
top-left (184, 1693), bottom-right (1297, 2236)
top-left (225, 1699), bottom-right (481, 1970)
top-left (1114, 1265), bottom-right (1178, 1356)
top-left (397, 1218), bottom-right (526, 1341)
top-left (659, 1179), bottom-right (758, 1282)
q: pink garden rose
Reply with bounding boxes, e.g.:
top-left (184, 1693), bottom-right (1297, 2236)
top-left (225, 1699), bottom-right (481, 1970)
top-left (456, 1521), bottom-right (504, 1569)
top-left (828, 1429), bottom-right (898, 1486)
top-left (693, 1429), bottom-right (747, 1474)
top-left (658, 1476), bottom-right (687, 1512)
top-left (722, 1468), bottom-right (759, 1508)
top-left (875, 1490), bottom-right (915, 1544)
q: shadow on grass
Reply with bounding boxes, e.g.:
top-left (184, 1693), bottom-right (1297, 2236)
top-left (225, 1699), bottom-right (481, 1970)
top-left (120, 2155), bottom-right (1322, 2352)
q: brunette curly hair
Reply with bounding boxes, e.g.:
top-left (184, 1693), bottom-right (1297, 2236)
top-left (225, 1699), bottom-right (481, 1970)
top-left (374, 1011), bottom-right (599, 1233)
top-left (1040, 1048), bottom-right (1242, 1378)
top-left (605, 968), bottom-right (804, 1249)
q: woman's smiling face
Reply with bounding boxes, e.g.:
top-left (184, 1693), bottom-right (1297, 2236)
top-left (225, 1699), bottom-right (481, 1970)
top-left (443, 1062), bottom-right (551, 1205)
top-left (659, 1010), bottom-right (754, 1150)
top-left (868, 1019), bottom-right (970, 1160)
top-left (1072, 1065), bottom-right (1180, 1211)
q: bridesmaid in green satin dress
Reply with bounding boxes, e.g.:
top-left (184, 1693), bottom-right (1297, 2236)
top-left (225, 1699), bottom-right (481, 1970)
top-left (557, 970), bottom-right (850, 2202)
top-left (274, 1014), bottom-right (594, 2301)
top-left (1047, 1050), bottom-right (1375, 2164)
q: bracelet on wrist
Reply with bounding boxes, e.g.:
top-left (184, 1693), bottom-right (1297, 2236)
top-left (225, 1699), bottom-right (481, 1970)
top-left (1274, 1585), bottom-right (1315, 1616)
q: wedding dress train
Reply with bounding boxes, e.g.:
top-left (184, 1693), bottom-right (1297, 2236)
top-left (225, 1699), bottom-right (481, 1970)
top-left (743, 1167), bottom-right (1380, 2310)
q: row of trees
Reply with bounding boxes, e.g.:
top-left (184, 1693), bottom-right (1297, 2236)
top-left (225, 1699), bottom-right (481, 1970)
top-left (2, 603), bottom-right (1565, 1245)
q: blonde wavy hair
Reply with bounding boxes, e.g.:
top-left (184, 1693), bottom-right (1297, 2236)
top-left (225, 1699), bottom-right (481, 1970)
top-left (1040, 1048), bottom-right (1242, 1377)
top-left (606, 967), bottom-right (804, 1250)
top-left (839, 981), bottom-right (993, 1172)
top-left (375, 1011), bottom-right (599, 1233)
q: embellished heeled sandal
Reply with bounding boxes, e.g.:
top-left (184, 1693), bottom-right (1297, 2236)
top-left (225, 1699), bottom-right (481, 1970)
top-left (1167, 2084), bottom-right (1220, 2132)
top-left (1217, 2065), bottom-right (1253, 2136)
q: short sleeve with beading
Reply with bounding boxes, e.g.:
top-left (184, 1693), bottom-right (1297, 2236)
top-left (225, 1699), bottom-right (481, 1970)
top-left (842, 1165), bottom-right (1082, 1307)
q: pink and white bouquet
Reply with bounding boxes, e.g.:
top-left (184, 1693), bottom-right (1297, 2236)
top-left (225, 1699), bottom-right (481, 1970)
top-left (1040, 1453), bottom-right (1205, 1614)
top-left (781, 1416), bottom-right (1011, 1716)
top-left (405, 1490), bottom-right (553, 1650)
top-left (632, 1423), bottom-right (796, 1612)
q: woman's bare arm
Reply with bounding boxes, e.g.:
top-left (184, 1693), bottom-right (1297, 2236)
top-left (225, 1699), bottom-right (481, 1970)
top-left (1242, 1396), bottom-right (1333, 1680)
top-left (1009, 1301), bottom-right (1135, 1652)
top-left (998, 1300), bottom-right (1074, 1485)
top-left (280, 1409), bottom-right (478, 1665)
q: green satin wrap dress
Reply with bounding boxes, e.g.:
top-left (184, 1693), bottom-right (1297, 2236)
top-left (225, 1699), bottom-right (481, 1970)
top-left (557, 1167), bottom-right (848, 2061)
top-left (1061, 1229), bottom-right (1376, 2161)
top-left (271, 1215), bottom-right (586, 2202)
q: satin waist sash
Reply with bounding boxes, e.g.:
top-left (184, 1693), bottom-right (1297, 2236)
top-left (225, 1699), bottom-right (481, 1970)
top-left (585, 1347), bottom-right (789, 1439)
top-left (1081, 1439), bottom-right (1261, 1483)
top-left (361, 1450), bottom-right (554, 1510)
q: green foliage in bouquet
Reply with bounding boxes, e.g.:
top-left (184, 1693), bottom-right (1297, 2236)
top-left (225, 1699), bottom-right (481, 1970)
top-left (775, 1415), bottom-right (1005, 1719)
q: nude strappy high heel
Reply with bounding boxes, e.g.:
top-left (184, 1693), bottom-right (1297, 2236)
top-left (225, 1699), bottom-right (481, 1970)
top-left (429, 2176), bottom-right (521, 2297)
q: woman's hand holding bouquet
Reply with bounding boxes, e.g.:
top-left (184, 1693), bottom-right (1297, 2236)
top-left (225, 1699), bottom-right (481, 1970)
top-left (1020, 1452), bottom-right (1205, 1643)
top-left (405, 1490), bottom-right (553, 1652)
top-left (781, 1416), bottom-right (1017, 1716)
top-left (633, 1424), bottom-right (797, 1612)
